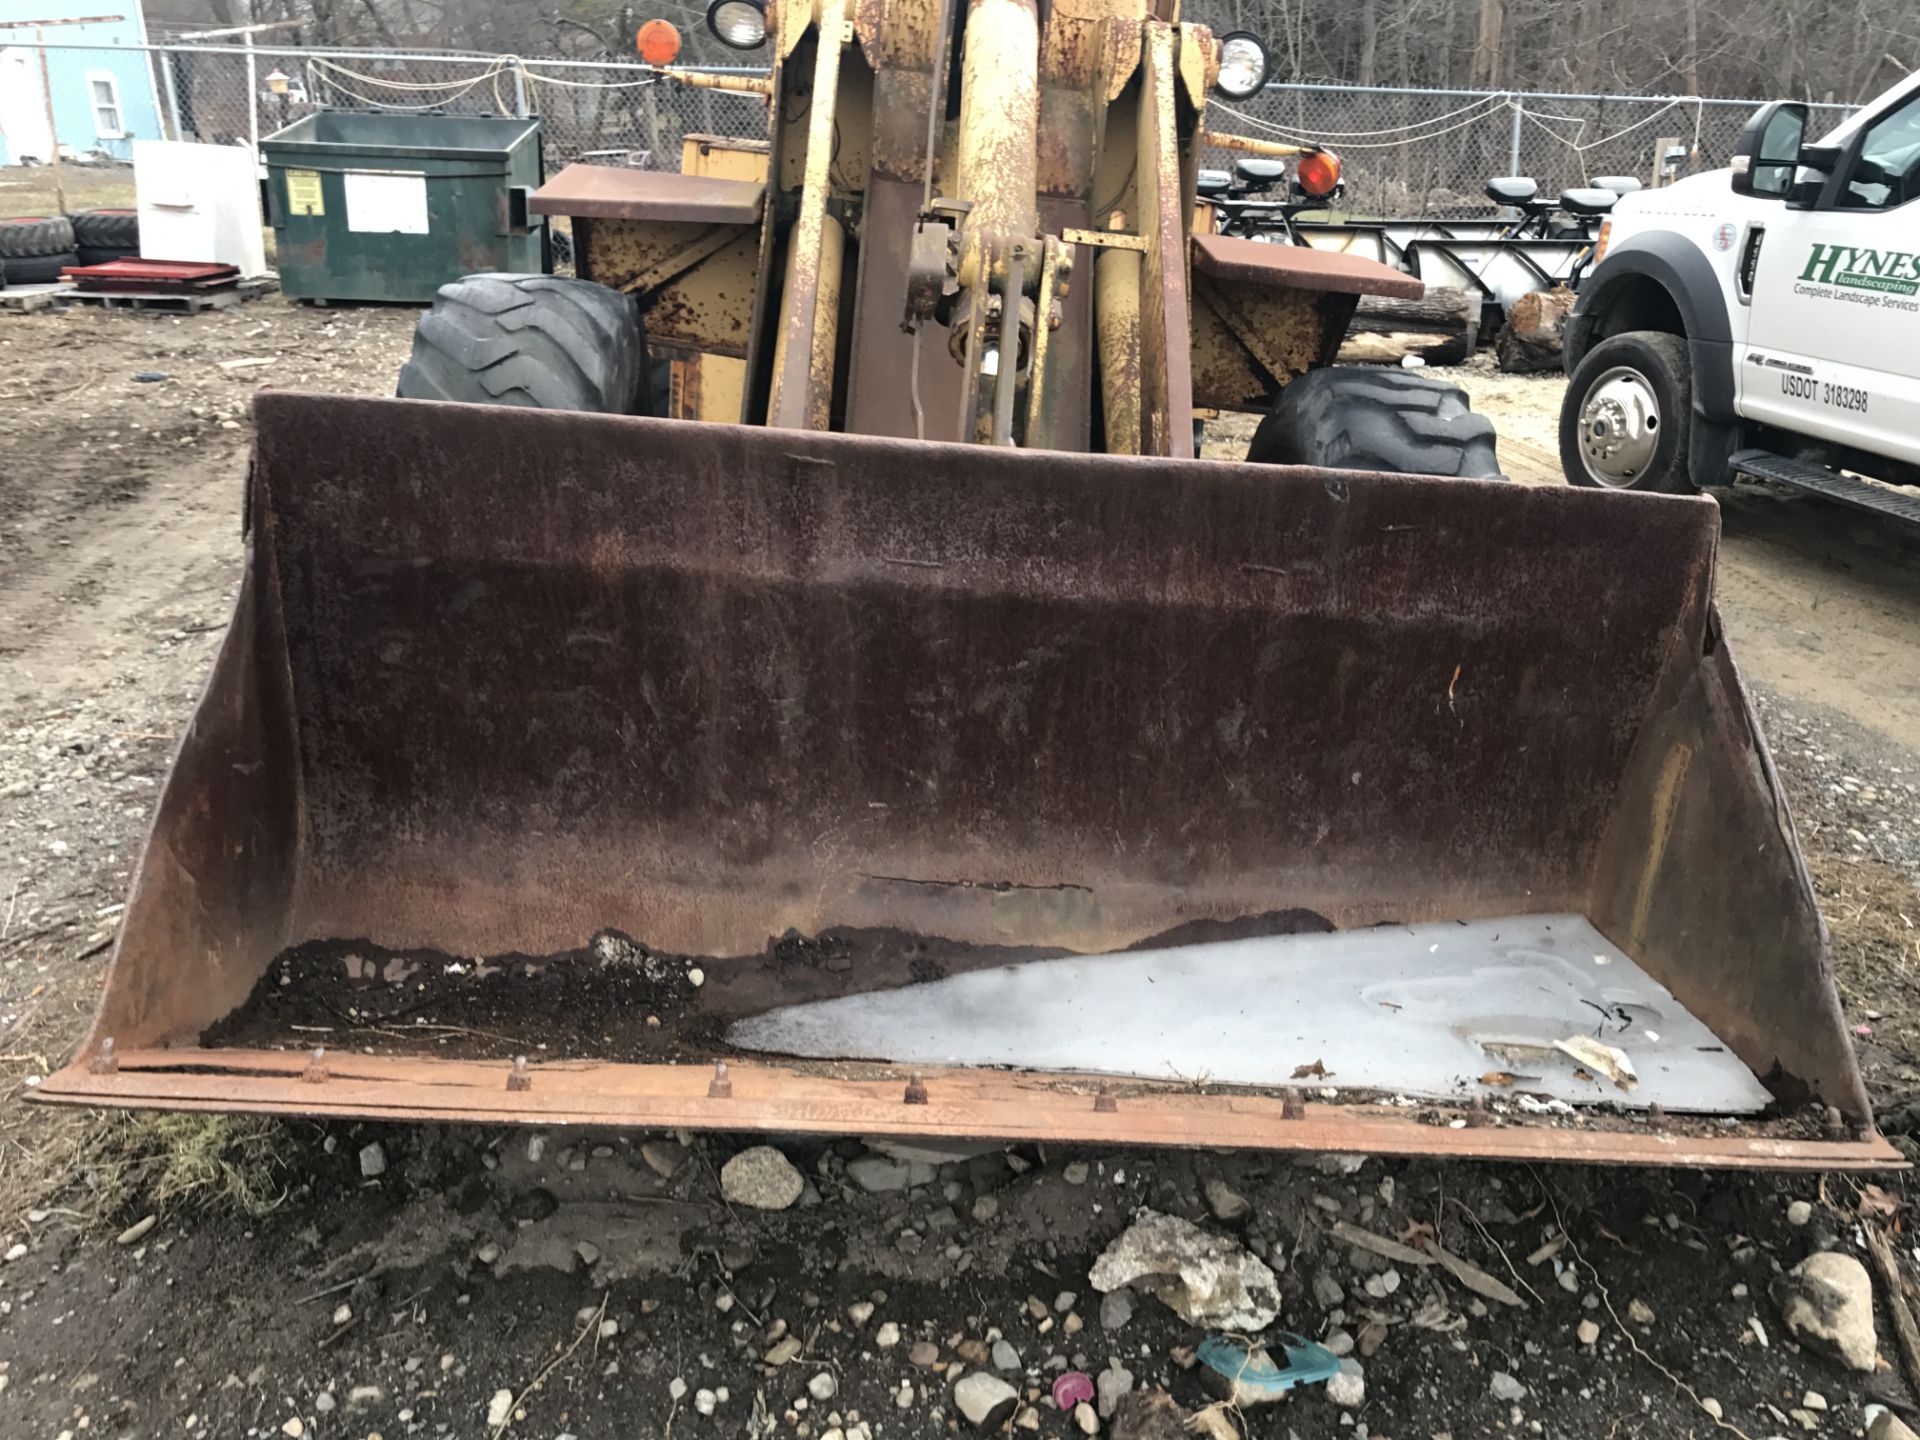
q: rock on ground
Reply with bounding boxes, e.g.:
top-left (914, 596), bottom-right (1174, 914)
top-left (719, 1146), bottom-right (805, 1210)
top-left (1490, 1371), bottom-right (1526, 1402)
top-left (1326, 1361), bottom-right (1365, 1408)
top-left (1204, 1178), bottom-right (1250, 1222)
top-left (1097, 1361), bottom-right (1135, 1418)
top-left (954, 1372), bottom-right (1020, 1432)
top-left (1772, 1252), bottom-right (1878, 1373)
top-left (1088, 1210), bottom-right (1280, 1331)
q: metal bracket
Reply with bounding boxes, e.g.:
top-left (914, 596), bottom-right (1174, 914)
top-left (1063, 227), bottom-right (1148, 252)
top-left (619, 224), bottom-right (747, 297)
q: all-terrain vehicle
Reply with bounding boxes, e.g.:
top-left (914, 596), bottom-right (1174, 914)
top-left (1562, 71), bottom-right (1920, 527)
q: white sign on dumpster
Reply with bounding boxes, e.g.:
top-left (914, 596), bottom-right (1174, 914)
top-left (344, 171), bottom-right (429, 234)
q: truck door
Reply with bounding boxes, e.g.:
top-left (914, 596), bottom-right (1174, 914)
top-left (1741, 85), bottom-right (1920, 466)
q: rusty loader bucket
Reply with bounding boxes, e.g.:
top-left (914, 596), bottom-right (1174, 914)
top-left (38, 393), bottom-right (1893, 1169)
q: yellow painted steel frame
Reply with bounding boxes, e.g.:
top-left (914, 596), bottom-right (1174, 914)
top-left (584, 0), bottom-right (1310, 453)
top-left (667, 134), bottom-right (770, 422)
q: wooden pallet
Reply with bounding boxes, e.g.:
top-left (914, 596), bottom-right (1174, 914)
top-left (62, 277), bottom-right (276, 314)
top-left (0, 282), bottom-right (75, 314)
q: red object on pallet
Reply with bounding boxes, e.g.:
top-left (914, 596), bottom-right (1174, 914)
top-left (63, 258), bottom-right (241, 294)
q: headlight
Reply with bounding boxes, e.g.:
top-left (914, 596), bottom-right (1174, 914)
top-left (1213, 31), bottom-right (1269, 101)
top-left (706, 0), bottom-right (768, 50)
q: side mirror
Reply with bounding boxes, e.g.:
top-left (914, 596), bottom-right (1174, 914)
top-left (1731, 101), bottom-right (1808, 198)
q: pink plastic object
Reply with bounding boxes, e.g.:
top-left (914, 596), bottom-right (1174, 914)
top-left (1052, 1372), bottom-right (1095, 1411)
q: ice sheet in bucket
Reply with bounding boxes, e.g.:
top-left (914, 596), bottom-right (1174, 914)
top-left (726, 914), bottom-right (1774, 1114)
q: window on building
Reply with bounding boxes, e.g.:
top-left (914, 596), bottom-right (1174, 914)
top-left (88, 72), bottom-right (125, 139)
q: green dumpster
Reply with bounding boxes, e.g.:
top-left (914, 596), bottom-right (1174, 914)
top-left (263, 112), bottom-right (544, 303)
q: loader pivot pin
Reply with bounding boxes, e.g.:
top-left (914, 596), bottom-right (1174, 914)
top-left (507, 1056), bottom-right (532, 1092)
top-left (302, 1047), bottom-right (329, 1084)
top-left (89, 1037), bottom-right (117, 1075)
top-left (708, 1061), bottom-right (733, 1099)
top-left (904, 1072), bottom-right (929, 1105)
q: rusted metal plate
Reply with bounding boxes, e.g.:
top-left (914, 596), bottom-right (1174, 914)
top-left (1194, 231), bottom-right (1427, 300)
top-left (49, 393), bottom-right (1877, 1162)
top-left (533, 163), bottom-right (766, 225)
top-left (1190, 271), bottom-right (1351, 411)
top-left (35, 1050), bottom-right (1901, 1172)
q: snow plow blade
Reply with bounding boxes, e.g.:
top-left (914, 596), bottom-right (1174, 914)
top-left (39, 393), bottom-right (1895, 1170)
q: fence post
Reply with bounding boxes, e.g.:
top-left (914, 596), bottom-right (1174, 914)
top-left (246, 30), bottom-right (260, 155)
top-left (1508, 94), bottom-right (1523, 177)
top-left (159, 45), bottom-right (185, 140)
top-left (34, 31), bottom-right (66, 212)
top-left (512, 60), bottom-right (528, 119)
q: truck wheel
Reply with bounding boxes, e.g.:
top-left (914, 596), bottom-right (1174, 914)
top-left (1561, 331), bottom-right (1693, 493)
top-left (1246, 368), bottom-right (1502, 478)
top-left (397, 273), bottom-right (657, 415)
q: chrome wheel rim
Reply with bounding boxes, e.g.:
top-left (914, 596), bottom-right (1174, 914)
top-left (1576, 366), bottom-right (1661, 488)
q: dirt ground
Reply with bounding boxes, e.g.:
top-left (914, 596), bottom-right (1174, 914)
top-left (5, 304), bottom-right (1920, 1440)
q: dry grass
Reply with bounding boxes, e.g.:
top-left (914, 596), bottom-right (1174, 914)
top-left (83, 1111), bottom-right (291, 1219)
top-left (3, 1076), bottom-right (290, 1232)
top-left (0, 162), bottom-right (137, 218)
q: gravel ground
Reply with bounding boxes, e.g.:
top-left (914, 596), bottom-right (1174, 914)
top-left (3, 306), bottom-right (1920, 1438)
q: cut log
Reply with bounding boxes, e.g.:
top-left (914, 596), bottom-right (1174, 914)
top-left (1337, 285), bottom-right (1477, 367)
top-left (1496, 286), bottom-right (1577, 373)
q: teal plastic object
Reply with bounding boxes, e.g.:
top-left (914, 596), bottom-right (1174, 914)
top-left (1197, 1333), bottom-right (1342, 1395)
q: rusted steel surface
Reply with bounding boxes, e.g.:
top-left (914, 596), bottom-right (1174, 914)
top-left (680, 133), bottom-right (772, 178)
top-left (1193, 231), bottom-right (1427, 300)
top-left (1189, 273), bottom-right (1351, 411)
top-left (769, 0), bottom-right (850, 430)
top-left (845, 183), bottom-right (1092, 449)
top-left (1135, 21), bottom-right (1193, 457)
top-left (573, 217), bottom-right (761, 358)
top-left (53, 392), bottom-right (1877, 1165)
top-left (36, 1050), bottom-right (1901, 1172)
top-left (533, 164), bottom-right (766, 224)
top-left (955, 0), bottom-right (1041, 246)
top-left (1589, 620), bottom-right (1872, 1122)
top-left (1095, 245), bottom-right (1143, 450)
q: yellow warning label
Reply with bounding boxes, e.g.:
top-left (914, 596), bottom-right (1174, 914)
top-left (286, 169), bottom-right (324, 217)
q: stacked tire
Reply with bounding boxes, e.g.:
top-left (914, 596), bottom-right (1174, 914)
top-left (70, 208), bottom-right (140, 266)
top-left (0, 216), bottom-right (79, 286)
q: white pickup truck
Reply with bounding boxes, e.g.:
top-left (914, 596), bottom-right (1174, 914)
top-left (1559, 73), bottom-right (1920, 526)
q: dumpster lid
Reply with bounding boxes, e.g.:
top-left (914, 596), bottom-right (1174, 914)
top-left (533, 163), bottom-right (765, 224)
top-left (262, 110), bottom-right (539, 159)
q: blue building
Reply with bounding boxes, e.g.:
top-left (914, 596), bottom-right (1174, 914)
top-left (0, 1), bottom-right (164, 165)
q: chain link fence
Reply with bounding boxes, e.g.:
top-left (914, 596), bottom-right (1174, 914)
top-left (0, 42), bottom-right (764, 173)
top-left (1204, 85), bottom-right (1857, 215)
top-left (2, 41), bottom-right (1859, 219)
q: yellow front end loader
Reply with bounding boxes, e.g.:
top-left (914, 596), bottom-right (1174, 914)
top-left (39, 0), bottom-right (1893, 1170)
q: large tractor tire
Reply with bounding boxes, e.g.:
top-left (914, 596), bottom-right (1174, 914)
top-left (1560, 331), bottom-right (1694, 494)
top-left (69, 207), bottom-right (139, 253)
top-left (1247, 367), bottom-right (1503, 478)
top-left (0, 215), bottom-right (75, 260)
top-left (397, 273), bottom-right (658, 415)
top-left (4, 251), bottom-right (79, 284)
